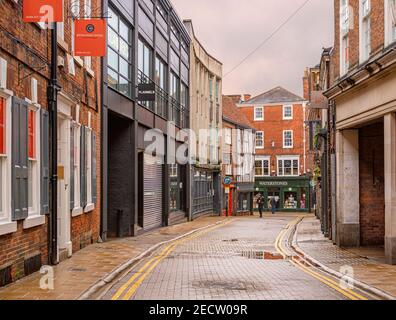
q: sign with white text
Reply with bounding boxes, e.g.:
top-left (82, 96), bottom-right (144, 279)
top-left (23, 0), bottom-right (63, 23)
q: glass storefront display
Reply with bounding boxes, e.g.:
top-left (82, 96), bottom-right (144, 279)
top-left (254, 177), bottom-right (311, 212)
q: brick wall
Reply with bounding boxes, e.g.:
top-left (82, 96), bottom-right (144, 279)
top-left (359, 122), bottom-right (385, 246)
top-left (239, 104), bottom-right (306, 175)
top-left (0, 0), bottom-right (50, 283)
top-left (0, 0), bottom-right (101, 284)
top-left (332, 0), bottom-right (386, 83)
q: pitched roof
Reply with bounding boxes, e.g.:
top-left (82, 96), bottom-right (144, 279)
top-left (242, 86), bottom-right (305, 105)
top-left (222, 95), bottom-right (255, 130)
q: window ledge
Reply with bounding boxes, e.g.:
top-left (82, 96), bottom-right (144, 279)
top-left (57, 38), bottom-right (69, 52)
top-left (72, 207), bottom-right (83, 217)
top-left (0, 88), bottom-right (13, 97)
top-left (84, 203), bottom-right (95, 213)
top-left (86, 68), bottom-right (95, 78)
top-left (23, 215), bottom-right (45, 230)
top-left (0, 221), bottom-right (17, 236)
top-left (74, 56), bottom-right (84, 67)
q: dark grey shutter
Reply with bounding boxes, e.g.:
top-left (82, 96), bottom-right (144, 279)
top-left (70, 124), bottom-right (74, 210)
top-left (40, 109), bottom-right (49, 215)
top-left (80, 126), bottom-right (87, 208)
top-left (92, 131), bottom-right (97, 205)
top-left (12, 97), bottom-right (29, 221)
top-left (143, 154), bottom-right (163, 230)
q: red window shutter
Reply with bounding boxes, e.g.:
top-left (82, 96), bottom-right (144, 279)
top-left (0, 98), bottom-right (5, 154)
top-left (28, 110), bottom-right (35, 159)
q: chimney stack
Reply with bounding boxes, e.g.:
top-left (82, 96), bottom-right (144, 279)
top-left (303, 68), bottom-right (310, 101)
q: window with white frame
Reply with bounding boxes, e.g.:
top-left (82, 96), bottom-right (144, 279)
top-left (360, 0), bottom-right (371, 62)
top-left (28, 107), bottom-right (40, 216)
top-left (385, 0), bottom-right (396, 45)
top-left (71, 0), bottom-right (80, 56)
top-left (72, 123), bottom-right (81, 211)
top-left (255, 131), bottom-right (264, 149)
top-left (255, 157), bottom-right (270, 177)
top-left (225, 128), bottom-right (232, 145)
top-left (84, 0), bottom-right (93, 71)
top-left (254, 107), bottom-right (264, 121)
top-left (0, 96), bottom-right (6, 221)
top-left (283, 105), bottom-right (293, 120)
top-left (86, 128), bottom-right (93, 207)
top-left (278, 156), bottom-right (299, 176)
top-left (340, 0), bottom-right (350, 75)
top-left (283, 130), bottom-right (293, 148)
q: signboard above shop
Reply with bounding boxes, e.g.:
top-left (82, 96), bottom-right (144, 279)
top-left (23, 0), bottom-right (64, 23)
top-left (74, 19), bottom-right (107, 57)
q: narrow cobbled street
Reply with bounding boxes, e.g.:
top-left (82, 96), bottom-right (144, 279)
top-left (102, 215), bottom-right (374, 300)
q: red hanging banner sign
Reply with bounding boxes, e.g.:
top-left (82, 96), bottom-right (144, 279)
top-left (74, 19), bottom-right (107, 57)
top-left (23, 0), bottom-right (63, 23)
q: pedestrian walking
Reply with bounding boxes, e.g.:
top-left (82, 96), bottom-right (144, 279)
top-left (270, 196), bottom-right (277, 215)
top-left (256, 194), bottom-right (264, 218)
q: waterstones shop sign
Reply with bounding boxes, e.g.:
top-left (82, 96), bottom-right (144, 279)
top-left (257, 181), bottom-right (289, 187)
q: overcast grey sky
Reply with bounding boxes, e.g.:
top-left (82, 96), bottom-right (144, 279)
top-left (171, 0), bottom-right (334, 97)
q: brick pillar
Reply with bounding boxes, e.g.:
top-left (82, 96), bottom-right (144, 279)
top-left (384, 113), bottom-right (396, 265)
top-left (336, 129), bottom-right (360, 247)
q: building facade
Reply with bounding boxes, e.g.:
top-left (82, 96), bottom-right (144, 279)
top-left (222, 95), bottom-right (255, 216)
top-left (238, 87), bottom-right (311, 212)
top-left (325, 0), bottom-right (396, 264)
top-left (183, 20), bottom-right (223, 219)
top-left (101, 0), bottom-right (191, 239)
top-left (304, 49), bottom-right (333, 236)
top-left (0, 0), bottom-right (101, 286)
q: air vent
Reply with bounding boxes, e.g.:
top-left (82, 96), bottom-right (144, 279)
top-left (24, 254), bottom-right (42, 277)
top-left (0, 265), bottom-right (12, 287)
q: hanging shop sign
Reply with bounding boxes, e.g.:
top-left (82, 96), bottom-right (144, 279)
top-left (74, 19), bottom-right (106, 57)
top-left (23, 0), bottom-right (63, 23)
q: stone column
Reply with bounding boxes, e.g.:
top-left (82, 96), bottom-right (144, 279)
top-left (384, 113), bottom-right (396, 265)
top-left (336, 129), bottom-right (360, 247)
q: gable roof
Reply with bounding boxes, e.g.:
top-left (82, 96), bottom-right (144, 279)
top-left (242, 86), bottom-right (305, 105)
top-left (222, 95), bottom-right (255, 130)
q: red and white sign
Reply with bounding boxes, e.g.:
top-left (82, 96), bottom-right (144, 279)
top-left (74, 19), bottom-right (107, 57)
top-left (23, 0), bottom-right (63, 23)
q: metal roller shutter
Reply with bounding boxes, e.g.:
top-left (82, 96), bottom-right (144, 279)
top-left (144, 154), bottom-right (163, 230)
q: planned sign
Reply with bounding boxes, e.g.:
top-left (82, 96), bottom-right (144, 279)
top-left (23, 0), bottom-right (63, 23)
top-left (74, 19), bottom-right (107, 57)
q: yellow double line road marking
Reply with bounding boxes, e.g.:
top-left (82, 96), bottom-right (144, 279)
top-left (275, 217), bottom-right (369, 301)
top-left (111, 221), bottom-right (229, 300)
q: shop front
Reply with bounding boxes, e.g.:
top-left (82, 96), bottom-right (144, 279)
top-left (254, 177), bottom-right (311, 213)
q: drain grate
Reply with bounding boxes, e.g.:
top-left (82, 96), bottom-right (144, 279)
top-left (68, 267), bottom-right (87, 272)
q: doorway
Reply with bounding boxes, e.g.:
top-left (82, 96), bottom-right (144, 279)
top-left (359, 121), bottom-right (385, 246)
top-left (57, 113), bottom-right (72, 259)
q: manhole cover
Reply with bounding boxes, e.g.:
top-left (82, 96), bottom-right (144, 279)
top-left (194, 280), bottom-right (263, 291)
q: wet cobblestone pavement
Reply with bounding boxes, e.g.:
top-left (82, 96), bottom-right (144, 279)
top-left (104, 216), bottom-right (348, 300)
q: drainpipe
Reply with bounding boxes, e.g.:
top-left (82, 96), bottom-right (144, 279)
top-left (48, 24), bottom-right (60, 265)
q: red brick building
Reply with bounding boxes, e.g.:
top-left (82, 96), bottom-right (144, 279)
top-left (324, 0), bottom-right (396, 264)
top-left (237, 87), bottom-right (311, 212)
top-left (0, 0), bottom-right (101, 286)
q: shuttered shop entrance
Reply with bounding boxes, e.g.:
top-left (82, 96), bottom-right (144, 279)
top-left (143, 154), bottom-right (163, 230)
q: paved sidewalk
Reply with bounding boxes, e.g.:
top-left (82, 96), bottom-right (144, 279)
top-left (295, 216), bottom-right (396, 298)
top-left (0, 216), bottom-right (226, 300)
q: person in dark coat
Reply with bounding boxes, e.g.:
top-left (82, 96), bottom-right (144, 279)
top-left (256, 194), bottom-right (264, 218)
top-left (270, 196), bottom-right (277, 215)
